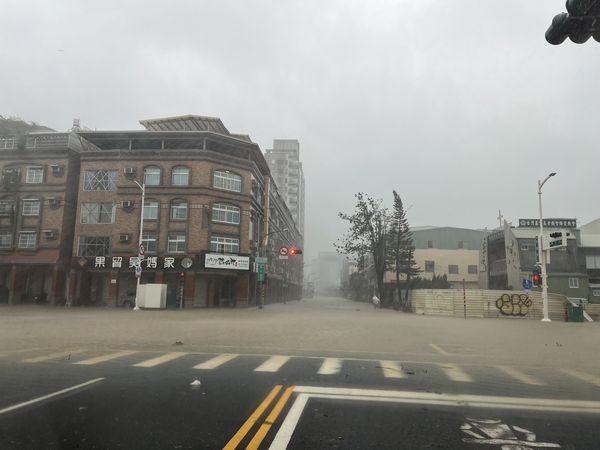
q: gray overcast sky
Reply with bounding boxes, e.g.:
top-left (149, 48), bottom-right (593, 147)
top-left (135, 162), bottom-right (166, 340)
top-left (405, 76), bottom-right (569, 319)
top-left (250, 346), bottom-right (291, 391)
top-left (1, 0), bottom-right (598, 261)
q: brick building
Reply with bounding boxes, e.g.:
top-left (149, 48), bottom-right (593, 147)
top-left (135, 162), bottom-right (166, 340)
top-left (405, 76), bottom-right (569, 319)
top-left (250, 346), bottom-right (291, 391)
top-left (0, 132), bottom-right (81, 304)
top-left (69, 115), bottom-right (302, 308)
top-left (0, 115), bottom-right (303, 308)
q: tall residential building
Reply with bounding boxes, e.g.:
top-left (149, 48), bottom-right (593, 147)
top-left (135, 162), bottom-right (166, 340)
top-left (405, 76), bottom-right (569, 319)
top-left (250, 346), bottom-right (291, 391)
top-left (265, 139), bottom-right (305, 237)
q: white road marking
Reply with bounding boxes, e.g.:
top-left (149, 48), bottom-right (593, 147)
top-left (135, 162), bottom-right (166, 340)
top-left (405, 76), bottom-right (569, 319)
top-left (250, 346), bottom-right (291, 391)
top-left (495, 365), bottom-right (545, 386)
top-left (193, 354), bottom-right (238, 370)
top-left (22, 350), bottom-right (86, 363)
top-left (317, 358), bottom-right (342, 375)
top-left (559, 368), bottom-right (600, 387)
top-left (429, 343), bottom-right (450, 355)
top-left (74, 350), bottom-right (138, 366)
top-left (132, 352), bottom-right (187, 368)
top-left (379, 360), bottom-right (405, 379)
top-left (0, 378), bottom-right (104, 416)
top-left (254, 355), bottom-right (290, 373)
top-left (268, 393), bottom-right (309, 450)
top-left (438, 363), bottom-right (473, 382)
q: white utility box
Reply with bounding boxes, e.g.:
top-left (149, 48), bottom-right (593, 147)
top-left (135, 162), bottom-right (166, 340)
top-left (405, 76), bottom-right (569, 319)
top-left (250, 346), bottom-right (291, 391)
top-left (137, 283), bottom-right (167, 309)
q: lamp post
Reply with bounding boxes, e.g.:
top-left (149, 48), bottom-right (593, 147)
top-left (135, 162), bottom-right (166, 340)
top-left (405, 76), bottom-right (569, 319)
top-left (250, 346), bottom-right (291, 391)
top-left (133, 180), bottom-right (145, 311)
top-left (538, 172), bottom-right (556, 322)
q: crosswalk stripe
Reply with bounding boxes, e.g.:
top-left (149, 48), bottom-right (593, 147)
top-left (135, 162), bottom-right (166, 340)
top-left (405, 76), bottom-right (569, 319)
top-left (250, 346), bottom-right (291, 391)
top-left (380, 360), bottom-right (405, 379)
top-left (318, 358), bottom-right (342, 375)
top-left (438, 363), bottom-right (473, 382)
top-left (132, 352), bottom-right (187, 368)
top-left (74, 350), bottom-right (138, 366)
top-left (559, 368), bottom-right (600, 387)
top-left (22, 350), bottom-right (86, 363)
top-left (495, 365), bottom-right (545, 386)
top-left (254, 355), bottom-right (290, 373)
top-left (193, 354), bottom-right (238, 370)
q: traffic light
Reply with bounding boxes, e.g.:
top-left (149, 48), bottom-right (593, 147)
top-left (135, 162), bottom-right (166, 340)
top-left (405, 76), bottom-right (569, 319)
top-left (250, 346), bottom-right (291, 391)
top-left (532, 267), bottom-right (542, 287)
top-left (545, 0), bottom-right (600, 45)
top-left (289, 247), bottom-right (303, 256)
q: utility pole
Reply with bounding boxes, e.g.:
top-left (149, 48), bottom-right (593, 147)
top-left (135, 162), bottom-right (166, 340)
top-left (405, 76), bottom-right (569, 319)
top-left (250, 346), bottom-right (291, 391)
top-left (133, 180), bottom-right (145, 311)
top-left (538, 172), bottom-right (556, 322)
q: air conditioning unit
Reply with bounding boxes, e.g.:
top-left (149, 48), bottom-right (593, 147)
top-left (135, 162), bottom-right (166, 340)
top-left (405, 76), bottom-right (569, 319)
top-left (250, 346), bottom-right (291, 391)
top-left (43, 230), bottom-right (57, 240)
top-left (122, 200), bottom-right (134, 209)
top-left (123, 167), bottom-right (136, 175)
top-left (48, 197), bottom-right (60, 207)
top-left (119, 233), bottom-right (130, 243)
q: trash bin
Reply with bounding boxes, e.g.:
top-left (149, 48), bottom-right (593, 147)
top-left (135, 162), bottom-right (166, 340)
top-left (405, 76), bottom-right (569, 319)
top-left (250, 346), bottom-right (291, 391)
top-left (569, 304), bottom-right (584, 322)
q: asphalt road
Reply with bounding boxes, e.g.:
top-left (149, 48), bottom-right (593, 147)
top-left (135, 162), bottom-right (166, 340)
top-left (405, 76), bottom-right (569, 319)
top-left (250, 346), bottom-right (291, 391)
top-left (1, 296), bottom-right (599, 449)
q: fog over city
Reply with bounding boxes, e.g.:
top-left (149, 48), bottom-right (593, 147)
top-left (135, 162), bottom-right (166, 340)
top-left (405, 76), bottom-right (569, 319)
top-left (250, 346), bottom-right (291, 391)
top-left (1, 0), bottom-right (598, 261)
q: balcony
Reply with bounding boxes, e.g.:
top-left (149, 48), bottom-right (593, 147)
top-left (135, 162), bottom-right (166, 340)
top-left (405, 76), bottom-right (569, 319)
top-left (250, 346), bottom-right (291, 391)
top-left (0, 137), bottom-right (18, 150)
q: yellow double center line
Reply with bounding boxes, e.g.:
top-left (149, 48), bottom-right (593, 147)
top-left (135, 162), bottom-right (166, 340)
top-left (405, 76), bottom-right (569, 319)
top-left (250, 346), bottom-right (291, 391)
top-left (223, 385), bottom-right (295, 450)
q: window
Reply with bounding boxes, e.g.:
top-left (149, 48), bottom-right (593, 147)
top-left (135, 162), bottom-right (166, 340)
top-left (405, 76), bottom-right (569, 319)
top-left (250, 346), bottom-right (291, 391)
top-left (78, 236), bottom-right (111, 257)
top-left (83, 170), bottom-right (117, 191)
top-left (569, 277), bottom-right (579, 289)
top-left (468, 265), bottom-right (478, 274)
top-left (427, 240), bottom-right (434, 248)
top-left (22, 198), bottom-right (40, 216)
top-left (26, 167), bottom-right (43, 184)
top-left (80, 203), bottom-right (115, 224)
top-left (593, 289), bottom-right (600, 297)
top-left (212, 203), bottom-right (241, 225)
top-left (167, 233), bottom-right (186, 253)
top-left (448, 265), bottom-right (459, 274)
top-left (144, 166), bottom-right (161, 186)
top-left (18, 231), bottom-right (36, 249)
top-left (425, 260), bottom-right (435, 273)
top-left (172, 167), bottom-right (190, 186)
top-left (0, 199), bottom-right (15, 215)
top-left (143, 200), bottom-right (159, 220)
top-left (213, 170), bottom-right (242, 192)
top-left (0, 232), bottom-right (12, 248)
top-left (170, 200), bottom-right (188, 220)
top-left (458, 241), bottom-right (464, 249)
top-left (210, 235), bottom-right (240, 254)
top-left (141, 233), bottom-right (157, 254)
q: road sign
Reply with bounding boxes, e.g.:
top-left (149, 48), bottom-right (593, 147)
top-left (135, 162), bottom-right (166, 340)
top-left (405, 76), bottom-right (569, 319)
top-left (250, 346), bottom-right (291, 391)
top-left (135, 266), bottom-right (142, 278)
top-left (256, 257), bottom-right (268, 264)
top-left (258, 264), bottom-right (265, 282)
top-left (279, 247), bottom-right (288, 256)
top-left (522, 279), bottom-right (533, 290)
top-left (279, 255), bottom-right (288, 260)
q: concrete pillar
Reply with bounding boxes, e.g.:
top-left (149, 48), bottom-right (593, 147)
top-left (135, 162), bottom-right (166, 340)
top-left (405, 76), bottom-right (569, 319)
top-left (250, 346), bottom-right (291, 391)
top-left (183, 271), bottom-right (195, 308)
top-left (108, 270), bottom-right (119, 307)
top-left (49, 265), bottom-right (62, 305)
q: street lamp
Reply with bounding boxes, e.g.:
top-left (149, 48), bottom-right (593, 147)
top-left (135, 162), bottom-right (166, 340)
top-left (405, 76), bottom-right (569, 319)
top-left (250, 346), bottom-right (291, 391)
top-left (132, 180), bottom-right (145, 311)
top-left (538, 172), bottom-right (556, 322)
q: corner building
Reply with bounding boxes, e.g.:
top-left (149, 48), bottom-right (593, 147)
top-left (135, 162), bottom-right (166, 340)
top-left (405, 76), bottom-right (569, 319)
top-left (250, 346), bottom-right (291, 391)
top-left (69, 115), bottom-right (302, 307)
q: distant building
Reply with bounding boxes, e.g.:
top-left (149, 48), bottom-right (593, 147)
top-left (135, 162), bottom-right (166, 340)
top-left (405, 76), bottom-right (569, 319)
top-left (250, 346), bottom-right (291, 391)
top-left (384, 226), bottom-right (487, 289)
top-left (576, 219), bottom-right (600, 303)
top-left (311, 252), bottom-right (345, 296)
top-left (265, 140), bottom-right (305, 237)
top-left (481, 219), bottom-right (589, 300)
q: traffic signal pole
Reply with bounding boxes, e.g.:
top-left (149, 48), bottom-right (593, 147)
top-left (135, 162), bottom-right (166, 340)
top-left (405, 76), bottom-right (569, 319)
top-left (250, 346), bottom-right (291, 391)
top-left (538, 173), bottom-right (556, 322)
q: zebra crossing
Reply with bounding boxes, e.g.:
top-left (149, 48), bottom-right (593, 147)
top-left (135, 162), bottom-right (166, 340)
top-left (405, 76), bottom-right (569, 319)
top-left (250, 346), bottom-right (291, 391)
top-left (10, 348), bottom-right (600, 390)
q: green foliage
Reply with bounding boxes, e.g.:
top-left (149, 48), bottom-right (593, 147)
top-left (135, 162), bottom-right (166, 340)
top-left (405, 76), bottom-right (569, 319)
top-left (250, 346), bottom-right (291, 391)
top-left (336, 192), bottom-right (391, 299)
top-left (0, 116), bottom-right (53, 137)
top-left (413, 274), bottom-right (452, 289)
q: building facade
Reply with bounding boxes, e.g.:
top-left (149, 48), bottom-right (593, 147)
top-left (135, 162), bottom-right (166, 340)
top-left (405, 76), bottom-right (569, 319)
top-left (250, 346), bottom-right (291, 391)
top-left (481, 219), bottom-right (589, 300)
top-left (265, 139), bottom-right (305, 236)
top-left (0, 115), bottom-right (303, 307)
top-left (0, 132), bottom-right (81, 304)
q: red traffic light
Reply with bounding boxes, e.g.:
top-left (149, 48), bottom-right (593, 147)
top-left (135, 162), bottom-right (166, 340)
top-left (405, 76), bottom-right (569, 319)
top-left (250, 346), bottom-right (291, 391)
top-left (289, 247), bottom-right (297, 256)
top-left (533, 274), bottom-right (541, 286)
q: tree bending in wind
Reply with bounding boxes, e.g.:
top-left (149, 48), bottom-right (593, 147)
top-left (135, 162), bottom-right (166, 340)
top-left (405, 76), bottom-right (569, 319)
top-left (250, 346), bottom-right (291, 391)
top-left (336, 193), bottom-right (391, 301)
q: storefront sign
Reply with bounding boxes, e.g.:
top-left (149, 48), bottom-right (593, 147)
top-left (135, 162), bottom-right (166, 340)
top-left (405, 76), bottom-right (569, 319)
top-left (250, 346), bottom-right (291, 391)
top-left (88, 256), bottom-right (183, 269)
top-left (205, 254), bottom-right (250, 270)
top-left (518, 218), bottom-right (576, 228)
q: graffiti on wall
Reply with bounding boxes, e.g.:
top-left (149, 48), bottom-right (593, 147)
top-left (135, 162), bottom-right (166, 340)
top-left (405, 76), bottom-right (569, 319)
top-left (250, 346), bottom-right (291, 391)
top-left (495, 293), bottom-right (532, 316)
